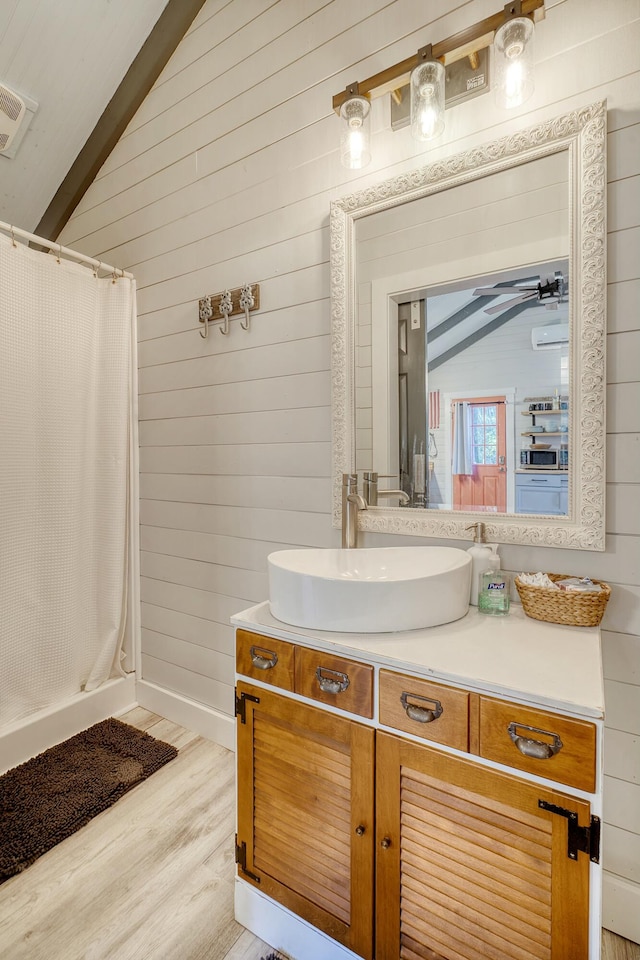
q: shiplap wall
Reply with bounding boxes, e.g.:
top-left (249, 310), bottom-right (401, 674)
top-left (57, 0), bottom-right (640, 941)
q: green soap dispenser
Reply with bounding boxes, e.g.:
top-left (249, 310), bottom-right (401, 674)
top-left (477, 559), bottom-right (510, 616)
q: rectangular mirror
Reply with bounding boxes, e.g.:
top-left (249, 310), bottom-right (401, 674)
top-left (331, 102), bottom-right (606, 549)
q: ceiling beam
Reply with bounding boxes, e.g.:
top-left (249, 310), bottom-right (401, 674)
top-left (35, 0), bottom-right (207, 242)
top-left (428, 300), bottom-right (534, 372)
top-left (428, 277), bottom-right (541, 342)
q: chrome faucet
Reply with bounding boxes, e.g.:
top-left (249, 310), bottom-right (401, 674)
top-left (342, 473), bottom-right (367, 549)
top-left (362, 471), bottom-right (410, 507)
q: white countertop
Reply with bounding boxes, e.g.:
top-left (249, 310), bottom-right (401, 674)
top-left (232, 602), bottom-right (604, 720)
top-left (515, 469), bottom-right (569, 475)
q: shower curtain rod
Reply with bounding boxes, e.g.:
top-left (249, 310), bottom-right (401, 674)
top-left (0, 220), bottom-right (133, 280)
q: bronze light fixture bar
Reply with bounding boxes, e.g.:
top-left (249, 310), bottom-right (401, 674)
top-left (331, 0), bottom-right (545, 115)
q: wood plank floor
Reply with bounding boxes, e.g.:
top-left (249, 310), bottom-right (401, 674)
top-left (0, 708), bottom-right (637, 960)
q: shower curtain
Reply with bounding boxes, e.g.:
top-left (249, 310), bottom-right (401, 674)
top-left (0, 233), bottom-right (135, 727)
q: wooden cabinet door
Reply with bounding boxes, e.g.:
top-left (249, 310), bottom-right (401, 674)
top-left (376, 732), bottom-right (592, 960)
top-left (236, 682), bottom-right (375, 960)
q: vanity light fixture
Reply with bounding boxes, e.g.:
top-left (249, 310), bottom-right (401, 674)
top-left (332, 0), bottom-right (544, 167)
top-left (494, 4), bottom-right (535, 108)
top-left (339, 82), bottom-right (372, 169)
top-left (410, 46), bottom-right (445, 142)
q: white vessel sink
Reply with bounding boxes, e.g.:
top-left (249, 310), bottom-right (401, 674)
top-left (268, 546), bottom-right (471, 633)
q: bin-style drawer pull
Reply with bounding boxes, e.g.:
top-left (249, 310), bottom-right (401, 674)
top-left (250, 645), bottom-right (278, 670)
top-left (508, 721), bottom-right (563, 759)
top-left (401, 691), bottom-right (443, 724)
top-left (315, 666), bottom-right (350, 694)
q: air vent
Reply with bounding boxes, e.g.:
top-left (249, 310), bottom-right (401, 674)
top-left (0, 82), bottom-right (37, 158)
top-left (0, 83), bottom-right (26, 152)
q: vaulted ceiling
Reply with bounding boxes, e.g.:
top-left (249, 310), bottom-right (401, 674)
top-left (0, 0), bottom-right (201, 236)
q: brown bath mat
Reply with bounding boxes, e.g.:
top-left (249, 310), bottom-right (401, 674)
top-left (0, 717), bottom-right (177, 884)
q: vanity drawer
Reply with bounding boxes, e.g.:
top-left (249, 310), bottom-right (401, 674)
top-left (236, 630), bottom-right (295, 691)
top-left (478, 697), bottom-right (596, 792)
top-left (295, 646), bottom-right (373, 718)
top-left (379, 670), bottom-right (469, 752)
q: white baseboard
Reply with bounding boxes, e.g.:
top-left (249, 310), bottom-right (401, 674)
top-left (0, 675), bottom-right (137, 774)
top-left (135, 680), bottom-right (235, 751)
top-left (603, 872), bottom-right (640, 945)
top-left (235, 879), bottom-right (361, 960)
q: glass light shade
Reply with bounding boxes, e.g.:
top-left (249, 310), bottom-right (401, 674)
top-left (339, 95), bottom-right (371, 169)
top-left (410, 59), bottom-right (445, 142)
top-left (494, 16), bottom-right (535, 109)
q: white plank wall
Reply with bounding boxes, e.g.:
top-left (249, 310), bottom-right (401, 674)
top-left (58, 0), bottom-right (640, 942)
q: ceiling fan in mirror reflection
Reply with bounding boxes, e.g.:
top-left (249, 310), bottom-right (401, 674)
top-left (473, 271), bottom-right (567, 315)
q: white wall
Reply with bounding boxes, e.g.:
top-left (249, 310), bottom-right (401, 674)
top-left (58, 0), bottom-right (640, 942)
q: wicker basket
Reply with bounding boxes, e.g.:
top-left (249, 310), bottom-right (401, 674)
top-left (514, 573), bottom-right (610, 627)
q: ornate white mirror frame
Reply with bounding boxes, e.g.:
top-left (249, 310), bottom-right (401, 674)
top-left (330, 100), bottom-right (606, 550)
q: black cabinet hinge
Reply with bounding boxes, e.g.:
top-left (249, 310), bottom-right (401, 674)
top-left (235, 688), bottom-right (259, 724)
top-left (538, 800), bottom-right (601, 863)
top-left (234, 835), bottom-right (260, 883)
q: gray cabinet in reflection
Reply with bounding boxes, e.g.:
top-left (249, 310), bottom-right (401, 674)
top-left (515, 472), bottom-right (568, 515)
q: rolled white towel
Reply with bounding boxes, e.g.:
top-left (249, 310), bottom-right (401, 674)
top-left (518, 572), bottom-right (560, 589)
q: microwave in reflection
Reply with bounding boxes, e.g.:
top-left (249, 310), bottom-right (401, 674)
top-left (520, 448), bottom-right (559, 468)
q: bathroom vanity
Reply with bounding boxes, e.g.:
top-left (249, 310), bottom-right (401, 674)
top-left (232, 603), bottom-right (604, 960)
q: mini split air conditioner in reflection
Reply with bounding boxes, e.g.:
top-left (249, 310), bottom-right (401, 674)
top-left (531, 324), bottom-right (569, 350)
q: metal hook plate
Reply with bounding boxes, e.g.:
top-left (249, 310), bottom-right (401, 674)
top-left (197, 284), bottom-right (260, 335)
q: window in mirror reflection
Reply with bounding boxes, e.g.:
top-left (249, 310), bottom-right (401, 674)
top-left (472, 405), bottom-right (498, 464)
top-left (364, 260), bottom-right (570, 518)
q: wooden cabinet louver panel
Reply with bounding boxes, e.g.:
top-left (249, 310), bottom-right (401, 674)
top-left (400, 769), bottom-right (552, 960)
top-left (253, 708), bottom-right (352, 922)
top-left (376, 733), bottom-right (591, 960)
top-left (236, 682), bottom-right (375, 960)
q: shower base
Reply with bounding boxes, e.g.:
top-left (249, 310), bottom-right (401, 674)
top-left (0, 675), bottom-right (136, 775)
